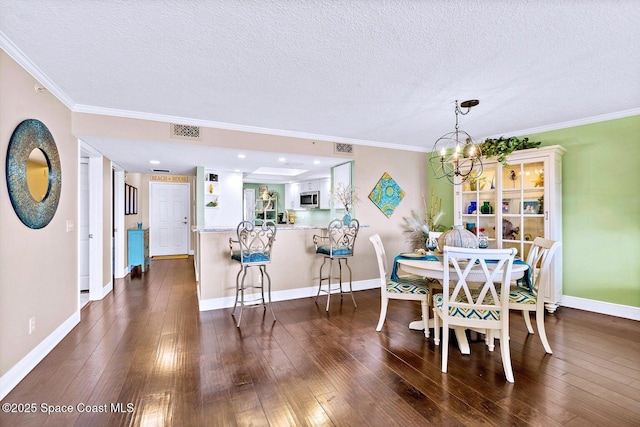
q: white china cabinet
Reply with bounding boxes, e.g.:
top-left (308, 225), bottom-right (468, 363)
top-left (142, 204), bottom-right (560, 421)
top-left (453, 145), bottom-right (565, 312)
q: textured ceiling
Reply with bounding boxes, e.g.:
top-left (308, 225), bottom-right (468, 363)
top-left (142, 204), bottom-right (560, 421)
top-left (1, 0), bottom-right (639, 176)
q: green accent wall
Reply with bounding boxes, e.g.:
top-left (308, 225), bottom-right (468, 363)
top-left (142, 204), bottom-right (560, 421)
top-left (428, 115), bottom-right (640, 307)
top-left (243, 183), bottom-right (286, 215)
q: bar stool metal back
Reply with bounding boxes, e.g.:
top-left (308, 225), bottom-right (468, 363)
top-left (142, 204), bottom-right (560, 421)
top-left (229, 220), bottom-right (277, 327)
top-left (313, 218), bottom-right (360, 311)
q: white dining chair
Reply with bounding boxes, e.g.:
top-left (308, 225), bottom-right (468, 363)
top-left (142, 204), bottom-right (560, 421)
top-left (433, 246), bottom-right (517, 383)
top-left (369, 234), bottom-right (431, 338)
top-left (509, 237), bottom-right (561, 354)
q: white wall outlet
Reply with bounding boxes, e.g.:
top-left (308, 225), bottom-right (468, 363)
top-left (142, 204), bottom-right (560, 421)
top-left (66, 220), bottom-right (75, 232)
top-left (29, 317), bottom-right (36, 334)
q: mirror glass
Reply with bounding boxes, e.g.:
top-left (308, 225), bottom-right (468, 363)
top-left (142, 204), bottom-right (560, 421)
top-left (26, 148), bottom-right (50, 202)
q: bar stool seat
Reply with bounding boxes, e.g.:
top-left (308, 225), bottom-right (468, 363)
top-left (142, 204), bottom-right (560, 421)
top-left (312, 218), bottom-right (360, 311)
top-left (229, 220), bottom-right (277, 327)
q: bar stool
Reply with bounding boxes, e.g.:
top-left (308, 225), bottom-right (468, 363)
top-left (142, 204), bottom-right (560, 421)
top-left (312, 218), bottom-right (360, 311)
top-left (229, 220), bottom-right (277, 327)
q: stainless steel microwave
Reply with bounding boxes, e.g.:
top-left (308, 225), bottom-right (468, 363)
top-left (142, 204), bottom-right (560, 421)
top-left (300, 191), bottom-right (319, 208)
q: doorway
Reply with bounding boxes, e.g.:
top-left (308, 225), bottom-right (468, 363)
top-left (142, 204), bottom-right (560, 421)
top-left (79, 141), bottom-right (105, 306)
top-left (149, 182), bottom-right (190, 256)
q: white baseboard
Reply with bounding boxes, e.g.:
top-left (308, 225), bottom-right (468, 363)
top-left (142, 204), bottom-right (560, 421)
top-left (0, 311), bottom-right (80, 401)
top-left (561, 296), bottom-right (640, 321)
top-left (101, 280), bottom-right (113, 299)
top-left (198, 279), bottom-right (379, 311)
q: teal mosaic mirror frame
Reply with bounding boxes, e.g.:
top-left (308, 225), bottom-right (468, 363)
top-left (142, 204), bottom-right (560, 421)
top-left (6, 119), bottom-right (61, 229)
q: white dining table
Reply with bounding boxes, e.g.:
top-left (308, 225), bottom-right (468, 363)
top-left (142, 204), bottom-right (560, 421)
top-left (395, 255), bottom-right (528, 355)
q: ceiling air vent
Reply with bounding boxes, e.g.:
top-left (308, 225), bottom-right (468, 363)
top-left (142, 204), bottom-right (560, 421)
top-left (150, 168), bottom-right (171, 173)
top-left (170, 123), bottom-right (201, 140)
top-left (334, 142), bottom-right (354, 155)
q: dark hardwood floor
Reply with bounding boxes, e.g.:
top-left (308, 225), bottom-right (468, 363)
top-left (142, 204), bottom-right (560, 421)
top-left (2, 257), bottom-right (639, 426)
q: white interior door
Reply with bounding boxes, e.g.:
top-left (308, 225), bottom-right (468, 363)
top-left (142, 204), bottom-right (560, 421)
top-left (150, 182), bottom-right (190, 256)
top-left (79, 160), bottom-right (90, 291)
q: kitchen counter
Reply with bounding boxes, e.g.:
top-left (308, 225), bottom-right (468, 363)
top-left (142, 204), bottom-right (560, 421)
top-left (192, 224), bottom-right (328, 233)
top-left (192, 222), bottom-right (374, 312)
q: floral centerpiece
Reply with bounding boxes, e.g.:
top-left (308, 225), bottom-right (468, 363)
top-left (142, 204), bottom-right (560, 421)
top-left (332, 183), bottom-right (360, 223)
top-left (403, 189), bottom-right (446, 249)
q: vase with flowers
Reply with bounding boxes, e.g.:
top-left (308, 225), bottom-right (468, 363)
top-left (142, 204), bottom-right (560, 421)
top-left (403, 189), bottom-right (446, 250)
top-left (332, 182), bottom-right (360, 224)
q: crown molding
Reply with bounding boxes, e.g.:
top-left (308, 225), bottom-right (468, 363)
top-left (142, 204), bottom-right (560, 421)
top-left (483, 108), bottom-right (640, 140)
top-left (4, 29), bottom-right (636, 152)
top-left (73, 103), bottom-right (430, 153)
top-left (0, 31), bottom-right (75, 110)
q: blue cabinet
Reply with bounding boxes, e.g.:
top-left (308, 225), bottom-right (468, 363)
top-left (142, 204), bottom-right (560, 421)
top-left (128, 228), bottom-right (150, 272)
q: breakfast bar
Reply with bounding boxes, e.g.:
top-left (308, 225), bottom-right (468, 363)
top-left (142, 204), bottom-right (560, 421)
top-left (193, 224), bottom-right (377, 311)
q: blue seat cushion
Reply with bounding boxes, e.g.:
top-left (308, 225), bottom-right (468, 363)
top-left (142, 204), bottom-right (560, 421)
top-left (231, 251), bottom-right (270, 263)
top-left (509, 285), bottom-right (537, 304)
top-left (316, 245), bottom-right (352, 256)
top-left (387, 276), bottom-right (429, 294)
top-left (433, 292), bottom-right (501, 320)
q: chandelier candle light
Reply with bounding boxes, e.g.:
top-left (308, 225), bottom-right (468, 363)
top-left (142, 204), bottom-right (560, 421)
top-left (430, 100), bottom-right (483, 185)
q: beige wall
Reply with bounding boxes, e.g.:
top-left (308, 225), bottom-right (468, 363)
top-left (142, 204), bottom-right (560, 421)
top-left (0, 51), bottom-right (78, 373)
top-left (76, 114), bottom-right (429, 270)
top-left (0, 50), bottom-right (428, 387)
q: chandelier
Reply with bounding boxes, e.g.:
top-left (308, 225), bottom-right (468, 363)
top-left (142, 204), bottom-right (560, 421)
top-left (429, 100), bottom-right (483, 185)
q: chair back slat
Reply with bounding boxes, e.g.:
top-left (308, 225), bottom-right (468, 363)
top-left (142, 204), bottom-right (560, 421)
top-left (236, 221), bottom-right (277, 264)
top-left (369, 234), bottom-right (389, 286)
top-left (442, 246), bottom-right (517, 324)
top-left (525, 237), bottom-right (561, 296)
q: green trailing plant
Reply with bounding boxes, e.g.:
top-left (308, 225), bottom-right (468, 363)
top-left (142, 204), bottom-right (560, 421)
top-left (479, 136), bottom-right (542, 164)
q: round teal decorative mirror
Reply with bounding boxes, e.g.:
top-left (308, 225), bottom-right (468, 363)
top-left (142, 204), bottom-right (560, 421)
top-left (6, 119), bottom-right (61, 229)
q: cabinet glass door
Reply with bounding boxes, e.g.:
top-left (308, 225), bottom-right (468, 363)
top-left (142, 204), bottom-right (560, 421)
top-left (501, 160), bottom-right (545, 259)
top-left (460, 164), bottom-right (498, 248)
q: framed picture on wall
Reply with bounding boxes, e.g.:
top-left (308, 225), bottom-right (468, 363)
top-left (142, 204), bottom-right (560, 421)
top-left (125, 184), bottom-right (138, 215)
top-left (125, 184), bottom-right (131, 215)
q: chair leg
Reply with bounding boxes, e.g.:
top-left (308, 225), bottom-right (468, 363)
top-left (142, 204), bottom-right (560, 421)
top-left (236, 267), bottom-right (249, 328)
top-left (500, 327), bottom-right (515, 383)
top-left (420, 299), bottom-right (430, 339)
top-left (231, 267), bottom-right (243, 315)
top-left (343, 258), bottom-right (357, 308)
top-left (433, 309), bottom-right (441, 346)
top-left (486, 330), bottom-right (495, 352)
top-left (325, 259), bottom-right (333, 311)
top-left (376, 295), bottom-right (388, 331)
top-left (536, 307), bottom-right (552, 354)
top-left (441, 320), bottom-right (450, 373)
top-left (316, 257), bottom-right (328, 301)
top-left (522, 310), bottom-right (535, 334)
top-left (263, 265), bottom-right (276, 323)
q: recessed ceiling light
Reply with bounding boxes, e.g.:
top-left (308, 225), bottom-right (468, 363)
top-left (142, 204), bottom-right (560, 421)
top-left (278, 157), bottom-right (286, 162)
top-left (149, 160), bottom-right (160, 164)
top-left (313, 160), bottom-right (320, 165)
top-left (238, 154), bottom-right (246, 159)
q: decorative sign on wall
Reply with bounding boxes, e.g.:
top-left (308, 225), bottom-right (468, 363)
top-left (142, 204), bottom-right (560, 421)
top-left (150, 174), bottom-right (189, 183)
top-left (368, 172), bottom-right (405, 218)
